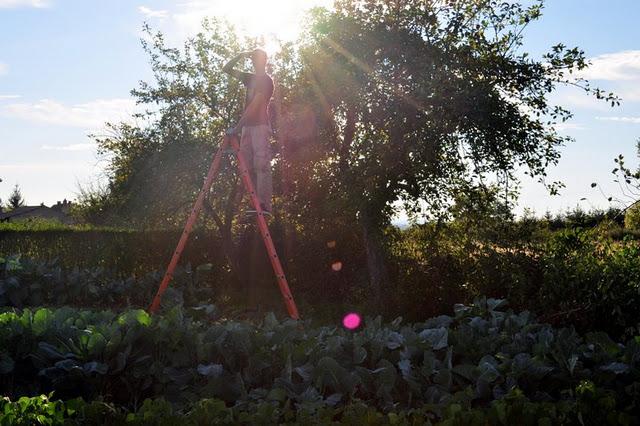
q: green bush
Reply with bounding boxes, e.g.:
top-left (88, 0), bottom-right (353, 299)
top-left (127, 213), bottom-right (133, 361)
top-left (625, 203), bottom-right (640, 231)
top-left (0, 229), bottom-right (227, 276)
top-left (388, 223), bottom-right (640, 340)
top-left (535, 229), bottom-right (640, 337)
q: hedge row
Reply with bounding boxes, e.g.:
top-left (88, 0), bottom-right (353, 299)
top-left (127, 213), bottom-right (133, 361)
top-left (0, 229), bottom-right (226, 275)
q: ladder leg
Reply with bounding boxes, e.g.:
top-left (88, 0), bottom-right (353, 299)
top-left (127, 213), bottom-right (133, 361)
top-left (148, 138), bottom-right (229, 314)
top-left (228, 135), bottom-right (301, 320)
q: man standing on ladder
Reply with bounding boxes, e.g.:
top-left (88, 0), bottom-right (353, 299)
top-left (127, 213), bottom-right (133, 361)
top-left (223, 49), bottom-right (275, 216)
top-left (148, 50), bottom-right (300, 318)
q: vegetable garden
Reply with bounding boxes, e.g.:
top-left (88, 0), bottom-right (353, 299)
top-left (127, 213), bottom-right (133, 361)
top-left (1, 250), bottom-right (640, 425)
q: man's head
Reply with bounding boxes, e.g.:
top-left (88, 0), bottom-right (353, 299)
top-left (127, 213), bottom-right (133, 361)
top-left (251, 49), bottom-right (268, 72)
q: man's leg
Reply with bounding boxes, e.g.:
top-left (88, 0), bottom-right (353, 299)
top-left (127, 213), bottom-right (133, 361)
top-left (251, 125), bottom-right (273, 212)
top-left (239, 127), bottom-right (256, 189)
top-left (239, 127), bottom-right (258, 307)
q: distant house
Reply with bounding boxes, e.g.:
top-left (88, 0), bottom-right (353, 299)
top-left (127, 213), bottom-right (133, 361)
top-left (0, 199), bottom-right (75, 224)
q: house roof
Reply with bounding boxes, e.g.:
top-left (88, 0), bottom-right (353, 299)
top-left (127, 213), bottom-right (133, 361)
top-left (0, 206), bottom-right (44, 220)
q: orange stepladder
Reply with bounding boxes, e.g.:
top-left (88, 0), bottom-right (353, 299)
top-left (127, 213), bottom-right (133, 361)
top-left (148, 134), bottom-right (300, 320)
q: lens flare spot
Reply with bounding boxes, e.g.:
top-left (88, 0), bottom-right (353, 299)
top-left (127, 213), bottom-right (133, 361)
top-left (343, 313), bottom-right (361, 330)
top-left (331, 261), bottom-right (343, 272)
top-left (327, 240), bottom-right (336, 248)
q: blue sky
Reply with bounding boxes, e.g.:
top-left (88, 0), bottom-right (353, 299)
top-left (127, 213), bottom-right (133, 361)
top-left (1, 0), bottom-right (639, 218)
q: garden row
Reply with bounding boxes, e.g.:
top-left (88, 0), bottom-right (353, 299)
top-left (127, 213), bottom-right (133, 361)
top-left (1, 299), bottom-right (639, 424)
top-left (0, 255), bottom-right (214, 311)
top-left (1, 389), bottom-right (631, 425)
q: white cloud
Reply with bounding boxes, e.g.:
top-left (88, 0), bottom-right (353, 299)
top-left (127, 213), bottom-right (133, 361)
top-left (595, 116), bottom-right (640, 124)
top-left (0, 62), bottom-right (7, 76)
top-left (550, 86), bottom-right (615, 112)
top-left (620, 87), bottom-right (640, 102)
top-left (578, 50), bottom-right (640, 81)
top-left (0, 95), bottom-right (20, 100)
top-left (1, 98), bottom-right (137, 129)
top-left (41, 143), bottom-right (96, 151)
top-left (0, 0), bottom-right (49, 8)
top-left (138, 5), bottom-right (168, 19)
top-left (554, 122), bottom-right (586, 132)
top-left (552, 49), bottom-right (640, 110)
top-left (563, 50), bottom-right (640, 106)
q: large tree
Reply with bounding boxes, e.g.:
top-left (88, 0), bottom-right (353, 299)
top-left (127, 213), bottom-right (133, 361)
top-left (275, 0), bottom-right (616, 305)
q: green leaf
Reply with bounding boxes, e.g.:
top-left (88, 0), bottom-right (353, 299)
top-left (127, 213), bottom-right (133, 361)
top-left (37, 342), bottom-right (64, 361)
top-left (197, 363), bottom-right (224, 378)
top-left (452, 363), bottom-right (476, 382)
top-left (325, 393), bottom-right (342, 406)
top-left (374, 359), bottom-right (397, 396)
top-left (478, 359), bottom-right (500, 383)
top-left (385, 332), bottom-right (404, 350)
top-left (83, 361), bottom-right (108, 375)
top-left (135, 310), bottom-right (151, 326)
top-left (419, 327), bottom-right (448, 350)
top-left (55, 359), bottom-right (80, 372)
top-left (294, 364), bottom-right (313, 382)
top-left (486, 298), bottom-right (507, 311)
top-left (600, 362), bottom-right (629, 374)
top-left (32, 309), bottom-right (52, 335)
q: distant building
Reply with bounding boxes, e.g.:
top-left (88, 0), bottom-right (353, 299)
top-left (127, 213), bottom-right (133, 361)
top-left (0, 199), bottom-right (75, 224)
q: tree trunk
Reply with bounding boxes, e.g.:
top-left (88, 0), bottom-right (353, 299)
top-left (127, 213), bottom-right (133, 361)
top-left (339, 104), bottom-right (356, 175)
top-left (360, 211), bottom-right (389, 309)
top-left (272, 75), bottom-right (296, 261)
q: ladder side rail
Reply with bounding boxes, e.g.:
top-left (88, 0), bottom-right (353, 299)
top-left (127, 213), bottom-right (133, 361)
top-left (228, 135), bottom-right (300, 320)
top-left (148, 138), bottom-right (228, 313)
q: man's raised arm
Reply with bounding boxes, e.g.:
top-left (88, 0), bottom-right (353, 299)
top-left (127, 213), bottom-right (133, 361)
top-left (223, 52), bottom-right (251, 80)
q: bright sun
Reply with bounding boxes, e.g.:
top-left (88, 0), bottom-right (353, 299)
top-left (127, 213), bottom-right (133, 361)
top-left (208, 0), bottom-right (333, 54)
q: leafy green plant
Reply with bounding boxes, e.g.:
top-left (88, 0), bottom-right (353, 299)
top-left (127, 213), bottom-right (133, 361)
top-left (0, 393), bottom-right (81, 425)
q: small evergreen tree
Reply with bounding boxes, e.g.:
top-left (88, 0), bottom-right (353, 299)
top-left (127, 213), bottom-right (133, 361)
top-left (7, 184), bottom-right (25, 210)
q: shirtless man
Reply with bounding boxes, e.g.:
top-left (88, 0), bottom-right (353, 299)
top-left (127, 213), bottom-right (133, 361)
top-left (223, 49), bottom-right (275, 214)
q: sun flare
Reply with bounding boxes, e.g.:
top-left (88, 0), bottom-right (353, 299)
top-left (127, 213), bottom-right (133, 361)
top-left (185, 0), bottom-right (333, 55)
